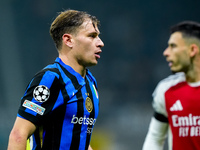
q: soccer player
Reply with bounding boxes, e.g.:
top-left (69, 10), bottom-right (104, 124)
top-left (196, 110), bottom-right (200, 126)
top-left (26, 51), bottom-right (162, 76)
top-left (143, 21), bottom-right (200, 150)
top-left (8, 9), bottom-right (104, 150)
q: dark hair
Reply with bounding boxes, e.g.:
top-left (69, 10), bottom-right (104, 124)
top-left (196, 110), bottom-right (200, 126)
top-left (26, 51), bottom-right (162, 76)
top-left (170, 21), bottom-right (200, 40)
top-left (50, 9), bottom-right (99, 50)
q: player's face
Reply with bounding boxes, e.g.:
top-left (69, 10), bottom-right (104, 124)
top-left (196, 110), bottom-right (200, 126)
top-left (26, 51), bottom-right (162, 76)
top-left (163, 32), bottom-right (191, 73)
top-left (72, 20), bottom-right (104, 67)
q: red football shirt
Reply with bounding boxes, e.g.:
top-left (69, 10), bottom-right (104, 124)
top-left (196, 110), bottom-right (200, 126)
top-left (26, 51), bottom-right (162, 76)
top-left (153, 72), bottom-right (200, 149)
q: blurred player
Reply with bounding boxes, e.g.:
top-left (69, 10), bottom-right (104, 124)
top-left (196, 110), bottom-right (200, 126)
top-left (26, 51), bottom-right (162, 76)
top-left (8, 9), bottom-right (104, 150)
top-left (143, 21), bottom-right (200, 150)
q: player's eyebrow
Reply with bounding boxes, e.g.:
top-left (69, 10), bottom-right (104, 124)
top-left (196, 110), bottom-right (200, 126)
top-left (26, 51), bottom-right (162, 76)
top-left (168, 42), bottom-right (177, 48)
top-left (87, 29), bottom-right (101, 38)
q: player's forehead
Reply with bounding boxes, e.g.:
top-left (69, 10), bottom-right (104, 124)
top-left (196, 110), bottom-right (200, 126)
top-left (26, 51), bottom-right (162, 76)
top-left (79, 19), bottom-right (100, 34)
top-left (168, 32), bottom-right (184, 44)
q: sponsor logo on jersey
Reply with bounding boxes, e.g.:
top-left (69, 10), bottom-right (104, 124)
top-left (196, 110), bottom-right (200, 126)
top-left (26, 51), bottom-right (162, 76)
top-left (71, 115), bottom-right (96, 125)
top-left (23, 100), bottom-right (45, 115)
top-left (172, 113), bottom-right (200, 137)
top-left (71, 114), bottom-right (96, 134)
top-left (85, 97), bottom-right (93, 113)
top-left (33, 85), bottom-right (50, 103)
top-left (172, 113), bottom-right (200, 127)
top-left (170, 100), bottom-right (183, 111)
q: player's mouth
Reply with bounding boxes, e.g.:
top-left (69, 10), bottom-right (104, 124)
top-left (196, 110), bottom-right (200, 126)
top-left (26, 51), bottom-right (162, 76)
top-left (95, 50), bottom-right (102, 59)
top-left (168, 61), bottom-right (173, 67)
top-left (166, 58), bottom-right (173, 67)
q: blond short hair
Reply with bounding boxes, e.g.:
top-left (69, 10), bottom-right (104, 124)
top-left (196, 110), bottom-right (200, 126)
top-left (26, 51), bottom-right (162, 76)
top-left (50, 9), bottom-right (99, 50)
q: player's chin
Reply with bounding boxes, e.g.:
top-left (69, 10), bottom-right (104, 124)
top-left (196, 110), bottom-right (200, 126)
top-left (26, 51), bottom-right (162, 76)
top-left (170, 67), bottom-right (182, 74)
top-left (87, 60), bottom-right (98, 67)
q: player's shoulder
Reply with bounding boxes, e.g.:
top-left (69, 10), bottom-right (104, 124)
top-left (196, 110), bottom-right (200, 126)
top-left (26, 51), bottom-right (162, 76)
top-left (152, 72), bottom-right (185, 116)
top-left (155, 72), bottom-right (185, 92)
top-left (34, 63), bottom-right (61, 79)
top-left (153, 72), bottom-right (185, 104)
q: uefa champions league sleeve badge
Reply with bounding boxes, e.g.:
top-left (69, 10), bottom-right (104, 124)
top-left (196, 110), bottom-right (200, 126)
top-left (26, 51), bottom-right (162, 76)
top-left (33, 85), bottom-right (50, 102)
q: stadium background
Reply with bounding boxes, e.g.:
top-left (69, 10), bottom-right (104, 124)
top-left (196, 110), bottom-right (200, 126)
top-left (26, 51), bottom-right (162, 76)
top-left (1, 0), bottom-right (200, 149)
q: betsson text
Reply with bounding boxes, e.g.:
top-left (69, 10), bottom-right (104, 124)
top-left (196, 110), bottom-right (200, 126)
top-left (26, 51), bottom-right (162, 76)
top-left (71, 115), bottom-right (96, 125)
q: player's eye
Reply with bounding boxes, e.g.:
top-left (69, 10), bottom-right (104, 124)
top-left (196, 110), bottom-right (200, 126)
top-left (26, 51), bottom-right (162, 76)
top-left (169, 43), bottom-right (176, 48)
top-left (89, 33), bottom-right (98, 38)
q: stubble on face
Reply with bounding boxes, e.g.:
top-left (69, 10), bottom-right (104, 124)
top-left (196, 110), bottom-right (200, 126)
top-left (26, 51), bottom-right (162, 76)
top-left (167, 32), bottom-right (191, 73)
top-left (72, 20), bottom-right (101, 67)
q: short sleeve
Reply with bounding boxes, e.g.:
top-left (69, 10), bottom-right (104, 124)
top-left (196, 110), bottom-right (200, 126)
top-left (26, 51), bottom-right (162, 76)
top-left (18, 69), bottom-right (62, 126)
top-left (152, 81), bottom-right (168, 117)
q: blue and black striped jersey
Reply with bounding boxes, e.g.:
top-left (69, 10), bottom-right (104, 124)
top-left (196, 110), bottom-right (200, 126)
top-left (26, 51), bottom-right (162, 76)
top-left (17, 57), bottom-right (99, 150)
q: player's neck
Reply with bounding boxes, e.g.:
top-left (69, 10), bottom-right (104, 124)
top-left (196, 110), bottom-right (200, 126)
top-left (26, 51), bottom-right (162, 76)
top-left (185, 68), bottom-right (200, 83)
top-left (59, 55), bottom-right (86, 78)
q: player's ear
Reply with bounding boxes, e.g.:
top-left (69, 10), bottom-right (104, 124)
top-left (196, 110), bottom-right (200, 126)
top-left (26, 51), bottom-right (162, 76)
top-left (62, 33), bottom-right (73, 48)
top-left (190, 44), bottom-right (199, 57)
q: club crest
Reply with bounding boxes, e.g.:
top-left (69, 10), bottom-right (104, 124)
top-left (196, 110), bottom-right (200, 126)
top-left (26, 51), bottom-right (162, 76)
top-left (85, 97), bottom-right (93, 113)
